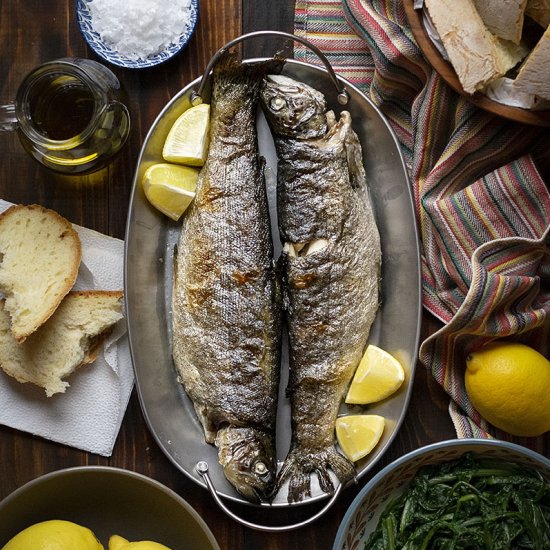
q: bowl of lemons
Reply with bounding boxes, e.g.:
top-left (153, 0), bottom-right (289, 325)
top-left (0, 466), bottom-right (220, 550)
top-left (333, 439), bottom-right (550, 550)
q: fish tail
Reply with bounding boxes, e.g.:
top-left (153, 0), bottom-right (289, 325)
top-left (277, 446), bottom-right (355, 503)
top-left (213, 51), bottom-right (284, 95)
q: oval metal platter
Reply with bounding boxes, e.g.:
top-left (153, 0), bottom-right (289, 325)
top-left (124, 58), bottom-right (422, 508)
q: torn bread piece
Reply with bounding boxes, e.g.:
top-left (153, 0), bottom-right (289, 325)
top-left (425, 0), bottom-right (529, 94)
top-left (513, 23), bottom-right (550, 99)
top-left (0, 204), bottom-right (81, 342)
top-left (473, 0), bottom-right (528, 44)
top-left (526, 0), bottom-right (550, 27)
top-left (0, 291), bottom-right (124, 397)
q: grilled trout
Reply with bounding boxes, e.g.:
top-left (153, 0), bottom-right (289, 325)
top-left (260, 75), bottom-right (382, 503)
top-left (172, 55), bottom-right (281, 503)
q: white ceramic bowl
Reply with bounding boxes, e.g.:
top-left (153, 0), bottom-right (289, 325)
top-left (76, 0), bottom-right (199, 69)
top-left (333, 439), bottom-right (550, 549)
top-left (0, 466), bottom-right (220, 549)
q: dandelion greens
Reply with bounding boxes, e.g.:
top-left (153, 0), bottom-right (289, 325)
top-left (365, 453), bottom-right (550, 549)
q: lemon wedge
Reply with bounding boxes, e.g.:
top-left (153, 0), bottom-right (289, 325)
top-left (142, 163), bottom-right (199, 221)
top-left (162, 103), bottom-right (210, 166)
top-left (335, 415), bottom-right (385, 462)
top-left (109, 534), bottom-right (171, 550)
top-left (345, 345), bottom-right (405, 405)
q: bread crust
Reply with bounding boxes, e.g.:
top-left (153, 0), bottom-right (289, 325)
top-left (0, 290), bottom-right (124, 396)
top-left (0, 204), bottom-right (82, 342)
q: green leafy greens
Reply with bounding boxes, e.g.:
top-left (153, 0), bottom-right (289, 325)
top-left (364, 453), bottom-right (550, 549)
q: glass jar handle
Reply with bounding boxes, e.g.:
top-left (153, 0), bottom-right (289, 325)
top-left (0, 103), bottom-right (18, 132)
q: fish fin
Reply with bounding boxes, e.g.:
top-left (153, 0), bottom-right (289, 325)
top-left (277, 446), bottom-right (355, 503)
top-left (338, 111), bottom-right (367, 191)
top-left (193, 402), bottom-right (217, 444)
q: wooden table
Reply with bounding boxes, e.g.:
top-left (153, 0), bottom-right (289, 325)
top-left (1, 1), bottom-right (545, 548)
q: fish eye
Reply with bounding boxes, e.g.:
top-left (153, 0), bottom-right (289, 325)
top-left (253, 461), bottom-right (269, 477)
top-left (270, 97), bottom-right (286, 111)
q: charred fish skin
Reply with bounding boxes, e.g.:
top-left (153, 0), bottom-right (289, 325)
top-left (172, 55), bottom-right (282, 504)
top-left (261, 74), bottom-right (382, 503)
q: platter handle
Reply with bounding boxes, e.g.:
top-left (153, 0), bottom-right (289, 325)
top-left (190, 30), bottom-right (350, 106)
top-left (195, 461), bottom-right (346, 532)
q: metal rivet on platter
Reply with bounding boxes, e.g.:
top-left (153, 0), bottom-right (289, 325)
top-left (337, 90), bottom-right (350, 105)
top-left (196, 461), bottom-right (209, 474)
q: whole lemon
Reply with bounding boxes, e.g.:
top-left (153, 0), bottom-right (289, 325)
top-left (2, 519), bottom-right (103, 550)
top-left (108, 534), bottom-right (171, 550)
top-left (465, 342), bottom-right (550, 437)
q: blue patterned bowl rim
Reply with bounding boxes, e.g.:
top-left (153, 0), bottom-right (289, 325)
top-left (76, 0), bottom-right (199, 69)
top-left (332, 438), bottom-right (550, 550)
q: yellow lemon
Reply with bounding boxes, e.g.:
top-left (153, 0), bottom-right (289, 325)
top-left (2, 519), bottom-right (103, 550)
top-left (465, 342), bottom-right (550, 437)
top-left (345, 345), bottom-right (405, 404)
top-left (335, 415), bottom-right (385, 462)
top-left (142, 163), bottom-right (199, 221)
top-left (108, 534), bottom-right (171, 550)
top-left (162, 103), bottom-right (210, 166)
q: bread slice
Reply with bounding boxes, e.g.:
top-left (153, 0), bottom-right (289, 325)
top-left (526, 0), bottom-right (550, 27)
top-left (0, 204), bottom-right (81, 342)
top-left (0, 290), bottom-right (124, 396)
top-left (512, 24), bottom-right (550, 99)
top-left (472, 0), bottom-right (528, 44)
top-left (425, 0), bottom-right (529, 93)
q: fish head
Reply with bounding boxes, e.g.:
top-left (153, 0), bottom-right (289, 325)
top-left (260, 74), bottom-right (328, 139)
top-left (216, 426), bottom-right (276, 503)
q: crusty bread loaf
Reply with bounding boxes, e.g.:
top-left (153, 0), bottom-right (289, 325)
top-left (513, 24), bottom-right (550, 99)
top-left (526, 0), bottom-right (550, 27)
top-left (0, 204), bottom-right (81, 342)
top-left (473, 0), bottom-right (528, 44)
top-left (425, 0), bottom-right (529, 93)
top-left (0, 290), bottom-right (124, 396)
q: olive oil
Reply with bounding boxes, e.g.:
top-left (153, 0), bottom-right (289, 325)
top-left (11, 58), bottom-right (130, 174)
top-left (29, 76), bottom-right (95, 140)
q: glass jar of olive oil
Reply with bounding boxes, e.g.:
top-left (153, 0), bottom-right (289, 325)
top-left (0, 58), bottom-right (130, 174)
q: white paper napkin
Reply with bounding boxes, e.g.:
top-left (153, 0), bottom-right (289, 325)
top-left (0, 199), bottom-right (134, 457)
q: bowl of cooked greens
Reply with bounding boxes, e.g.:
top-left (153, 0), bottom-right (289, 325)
top-left (333, 439), bottom-right (550, 549)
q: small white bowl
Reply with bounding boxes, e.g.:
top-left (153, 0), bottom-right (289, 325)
top-left (333, 439), bottom-right (550, 549)
top-left (76, 0), bottom-right (199, 69)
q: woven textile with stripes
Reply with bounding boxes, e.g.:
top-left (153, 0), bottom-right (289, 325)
top-left (294, 0), bottom-right (550, 447)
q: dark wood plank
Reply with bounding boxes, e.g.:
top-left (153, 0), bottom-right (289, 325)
top-left (242, 0), bottom-right (296, 58)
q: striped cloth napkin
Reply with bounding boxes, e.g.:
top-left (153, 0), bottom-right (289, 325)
top-left (295, 0), bottom-right (550, 448)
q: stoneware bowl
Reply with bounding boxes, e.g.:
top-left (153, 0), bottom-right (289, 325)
top-left (76, 0), bottom-right (199, 69)
top-left (332, 439), bottom-right (550, 550)
top-left (0, 466), bottom-right (220, 549)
